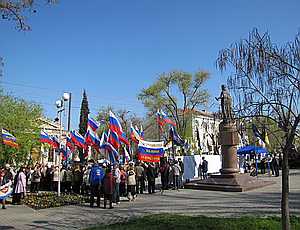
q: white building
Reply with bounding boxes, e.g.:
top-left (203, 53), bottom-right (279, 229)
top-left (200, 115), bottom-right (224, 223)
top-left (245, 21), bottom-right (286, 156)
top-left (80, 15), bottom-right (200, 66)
top-left (191, 110), bottom-right (221, 155)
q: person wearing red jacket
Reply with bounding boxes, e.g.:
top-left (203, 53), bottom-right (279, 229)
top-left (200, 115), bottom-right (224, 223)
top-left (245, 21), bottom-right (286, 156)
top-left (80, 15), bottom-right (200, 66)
top-left (103, 166), bottom-right (115, 209)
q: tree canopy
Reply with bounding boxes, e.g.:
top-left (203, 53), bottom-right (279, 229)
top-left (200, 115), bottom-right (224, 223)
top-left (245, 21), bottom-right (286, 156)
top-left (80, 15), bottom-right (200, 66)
top-left (0, 91), bottom-right (43, 165)
top-left (138, 70), bottom-right (210, 138)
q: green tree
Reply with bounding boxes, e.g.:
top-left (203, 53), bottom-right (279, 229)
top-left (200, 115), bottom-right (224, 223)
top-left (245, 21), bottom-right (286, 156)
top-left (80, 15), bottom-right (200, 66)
top-left (0, 91), bottom-right (42, 165)
top-left (78, 90), bottom-right (89, 162)
top-left (138, 70), bottom-right (210, 138)
top-left (0, 0), bottom-right (57, 30)
top-left (217, 29), bottom-right (300, 230)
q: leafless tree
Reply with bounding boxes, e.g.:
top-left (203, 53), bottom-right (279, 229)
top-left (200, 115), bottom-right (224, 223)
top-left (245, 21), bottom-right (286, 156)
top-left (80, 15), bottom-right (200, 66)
top-left (0, 0), bottom-right (56, 30)
top-left (217, 28), bottom-right (300, 230)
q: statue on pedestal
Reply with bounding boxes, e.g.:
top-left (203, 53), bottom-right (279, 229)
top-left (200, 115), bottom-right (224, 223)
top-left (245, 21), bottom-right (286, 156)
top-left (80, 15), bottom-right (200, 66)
top-left (215, 85), bottom-right (234, 123)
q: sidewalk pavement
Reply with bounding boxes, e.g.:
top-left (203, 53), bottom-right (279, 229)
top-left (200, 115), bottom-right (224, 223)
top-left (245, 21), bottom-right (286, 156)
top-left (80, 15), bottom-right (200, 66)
top-left (1, 170), bottom-right (299, 230)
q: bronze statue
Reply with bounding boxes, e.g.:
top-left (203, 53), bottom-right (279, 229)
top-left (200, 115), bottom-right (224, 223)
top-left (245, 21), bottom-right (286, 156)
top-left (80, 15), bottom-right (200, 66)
top-left (215, 85), bottom-right (233, 122)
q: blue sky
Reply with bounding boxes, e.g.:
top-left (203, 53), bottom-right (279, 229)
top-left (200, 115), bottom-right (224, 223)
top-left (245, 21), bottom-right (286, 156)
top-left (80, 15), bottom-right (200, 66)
top-left (1, 0), bottom-right (299, 129)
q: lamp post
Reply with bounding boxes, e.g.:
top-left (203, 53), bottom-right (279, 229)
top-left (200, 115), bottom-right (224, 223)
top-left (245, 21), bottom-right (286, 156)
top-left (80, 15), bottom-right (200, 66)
top-left (63, 92), bottom-right (72, 131)
top-left (55, 92), bottom-right (71, 196)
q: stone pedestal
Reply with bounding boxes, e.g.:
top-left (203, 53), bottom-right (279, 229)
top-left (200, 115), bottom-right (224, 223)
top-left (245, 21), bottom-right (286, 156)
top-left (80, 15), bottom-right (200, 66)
top-left (219, 122), bottom-right (240, 175)
top-left (184, 121), bottom-right (275, 192)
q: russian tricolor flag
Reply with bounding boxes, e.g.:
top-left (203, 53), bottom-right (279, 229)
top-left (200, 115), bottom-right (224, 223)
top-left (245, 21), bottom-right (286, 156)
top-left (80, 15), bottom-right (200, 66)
top-left (51, 136), bottom-right (60, 149)
top-left (66, 134), bottom-right (75, 151)
top-left (156, 109), bottom-right (165, 131)
top-left (2, 129), bottom-right (19, 148)
top-left (70, 130), bottom-right (86, 149)
top-left (85, 130), bottom-right (101, 152)
top-left (109, 111), bottom-right (123, 135)
top-left (99, 131), bottom-right (108, 149)
top-left (130, 124), bottom-right (141, 144)
top-left (160, 110), bottom-right (176, 126)
top-left (109, 111), bottom-right (130, 146)
top-left (124, 146), bottom-right (130, 163)
top-left (40, 130), bottom-right (54, 145)
top-left (108, 130), bottom-right (120, 150)
top-left (88, 115), bottom-right (100, 132)
top-left (103, 142), bottom-right (119, 163)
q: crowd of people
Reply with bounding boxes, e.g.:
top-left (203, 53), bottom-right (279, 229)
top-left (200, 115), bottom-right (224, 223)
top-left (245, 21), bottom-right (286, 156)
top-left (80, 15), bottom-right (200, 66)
top-left (0, 158), bottom-right (185, 209)
top-left (242, 154), bottom-right (280, 177)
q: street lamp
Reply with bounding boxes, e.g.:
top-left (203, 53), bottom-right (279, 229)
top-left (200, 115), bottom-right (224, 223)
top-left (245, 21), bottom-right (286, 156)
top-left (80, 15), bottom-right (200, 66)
top-left (63, 92), bottom-right (72, 132)
top-left (55, 93), bottom-right (71, 197)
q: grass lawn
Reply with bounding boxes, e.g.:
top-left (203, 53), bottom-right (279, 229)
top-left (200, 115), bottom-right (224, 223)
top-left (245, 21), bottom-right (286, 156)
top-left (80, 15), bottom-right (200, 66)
top-left (88, 214), bottom-right (300, 230)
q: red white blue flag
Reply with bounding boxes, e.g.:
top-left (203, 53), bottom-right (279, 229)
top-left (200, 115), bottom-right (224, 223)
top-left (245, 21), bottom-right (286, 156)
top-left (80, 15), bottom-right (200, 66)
top-left (85, 130), bottom-right (100, 152)
top-left (70, 130), bottom-right (86, 149)
top-left (108, 130), bottom-right (120, 150)
top-left (130, 124), bottom-right (142, 143)
top-left (109, 111), bottom-right (130, 146)
top-left (66, 134), bottom-right (75, 152)
top-left (87, 115), bottom-right (100, 132)
top-left (40, 130), bottom-right (54, 145)
top-left (2, 129), bottom-right (19, 148)
top-left (160, 110), bottom-right (176, 126)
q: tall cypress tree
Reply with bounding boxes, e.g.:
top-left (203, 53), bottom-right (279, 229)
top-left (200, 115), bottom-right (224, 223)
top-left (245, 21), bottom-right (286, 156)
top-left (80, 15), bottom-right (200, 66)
top-left (78, 90), bottom-right (89, 161)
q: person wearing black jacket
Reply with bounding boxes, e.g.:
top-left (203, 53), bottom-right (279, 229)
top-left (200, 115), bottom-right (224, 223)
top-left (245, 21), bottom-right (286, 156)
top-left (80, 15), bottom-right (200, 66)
top-left (202, 157), bottom-right (208, 179)
top-left (146, 163), bottom-right (156, 194)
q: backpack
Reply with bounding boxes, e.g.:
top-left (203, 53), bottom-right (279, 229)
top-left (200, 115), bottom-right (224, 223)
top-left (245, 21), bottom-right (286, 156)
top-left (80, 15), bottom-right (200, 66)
top-left (90, 166), bottom-right (104, 185)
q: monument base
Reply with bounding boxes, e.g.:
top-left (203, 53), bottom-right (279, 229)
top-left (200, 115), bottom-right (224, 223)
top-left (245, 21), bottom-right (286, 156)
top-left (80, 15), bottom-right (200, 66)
top-left (184, 173), bottom-right (275, 192)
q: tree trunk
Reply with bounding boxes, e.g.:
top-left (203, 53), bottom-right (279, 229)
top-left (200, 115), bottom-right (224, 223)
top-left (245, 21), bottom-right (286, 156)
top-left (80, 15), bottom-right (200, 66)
top-left (281, 146), bottom-right (290, 230)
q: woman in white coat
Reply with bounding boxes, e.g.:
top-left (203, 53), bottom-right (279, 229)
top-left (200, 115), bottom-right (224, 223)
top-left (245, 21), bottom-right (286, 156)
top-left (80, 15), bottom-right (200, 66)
top-left (13, 167), bottom-right (27, 205)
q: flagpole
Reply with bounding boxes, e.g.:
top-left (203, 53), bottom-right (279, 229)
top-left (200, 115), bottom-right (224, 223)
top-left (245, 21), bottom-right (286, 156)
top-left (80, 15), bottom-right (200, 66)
top-left (58, 109), bottom-right (62, 197)
top-left (171, 128), bottom-right (175, 159)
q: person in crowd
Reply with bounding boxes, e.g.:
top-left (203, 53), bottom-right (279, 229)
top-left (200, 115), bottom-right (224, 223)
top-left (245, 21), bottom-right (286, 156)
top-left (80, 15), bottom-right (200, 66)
top-left (260, 157), bottom-right (266, 174)
top-left (31, 164), bottom-right (42, 193)
top-left (65, 166), bottom-right (73, 194)
top-left (135, 161), bottom-right (145, 194)
top-left (198, 162), bottom-right (203, 179)
top-left (201, 157), bottom-right (208, 180)
top-left (127, 162), bottom-right (136, 201)
top-left (272, 154), bottom-right (279, 177)
top-left (172, 160), bottom-right (181, 190)
top-left (60, 167), bottom-right (67, 193)
top-left (13, 167), bottom-right (27, 205)
top-left (250, 163), bottom-right (257, 177)
top-left (159, 160), bottom-right (170, 194)
top-left (178, 158), bottom-right (184, 188)
top-left (112, 162), bottom-right (121, 205)
top-left (73, 164), bottom-right (82, 194)
top-left (89, 162), bottom-right (105, 208)
top-left (82, 165), bottom-right (91, 196)
top-left (47, 165), bottom-right (54, 191)
top-left (40, 164), bottom-right (47, 191)
top-left (103, 165), bottom-right (115, 209)
top-left (52, 166), bottom-right (59, 192)
top-left (5, 164), bottom-right (15, 181)
top-left (168, 160), bottom-right (174, 188)
top-left (119, 165), bottom-right (127, 197)
top-left (25, 166), bottom-right (32, 193)
top-left (146, 163), bottom-right (156, 194)
top-left (0, 168), bottom-right (13, 209)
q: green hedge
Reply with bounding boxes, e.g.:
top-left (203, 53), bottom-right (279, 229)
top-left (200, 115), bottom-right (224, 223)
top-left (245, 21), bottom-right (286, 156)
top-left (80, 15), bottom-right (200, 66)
top-left (24, 192), bottom-right (85, 209)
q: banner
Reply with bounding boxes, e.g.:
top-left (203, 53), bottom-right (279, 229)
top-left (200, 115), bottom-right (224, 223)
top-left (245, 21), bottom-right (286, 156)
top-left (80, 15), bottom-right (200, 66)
top-left (0, 182), bottom-right (13, 200)
top-left (138, 140), bottom-right (165, 163)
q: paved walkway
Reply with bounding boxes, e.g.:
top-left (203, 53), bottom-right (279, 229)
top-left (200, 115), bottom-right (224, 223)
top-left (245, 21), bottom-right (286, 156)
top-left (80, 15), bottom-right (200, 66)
top-left (1, 170), bottom-right (300, 230)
